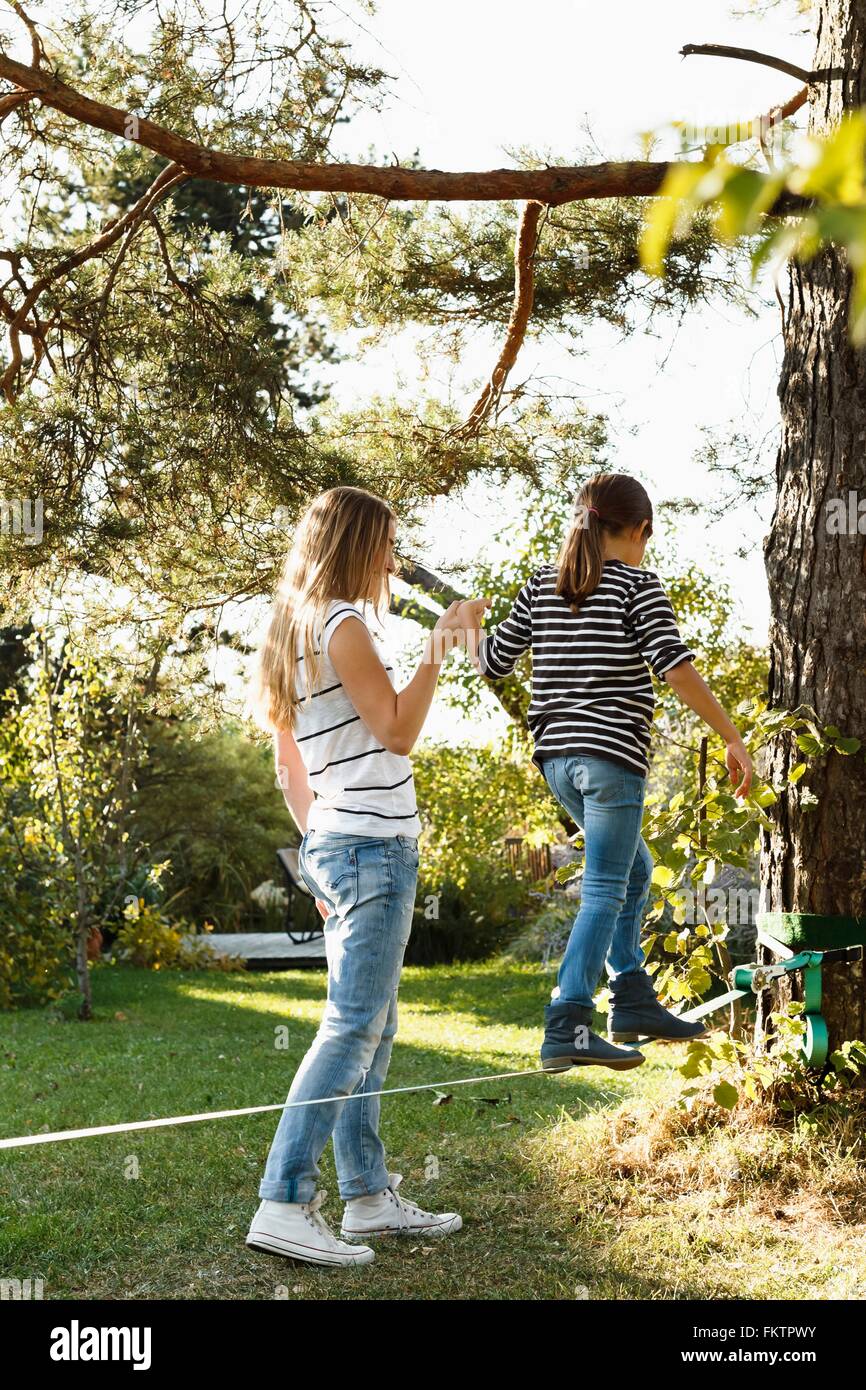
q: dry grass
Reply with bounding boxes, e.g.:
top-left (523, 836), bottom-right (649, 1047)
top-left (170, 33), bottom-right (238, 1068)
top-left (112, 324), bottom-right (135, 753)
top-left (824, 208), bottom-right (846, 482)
top-left (525, 1088), bottom-right (866, 1299)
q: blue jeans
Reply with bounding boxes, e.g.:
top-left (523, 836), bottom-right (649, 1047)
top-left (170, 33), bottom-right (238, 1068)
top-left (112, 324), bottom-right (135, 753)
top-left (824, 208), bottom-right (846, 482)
top-left (540, 754), bottom-right (653, 1008)
top-left (258, 829), bottom-right (419, 1204)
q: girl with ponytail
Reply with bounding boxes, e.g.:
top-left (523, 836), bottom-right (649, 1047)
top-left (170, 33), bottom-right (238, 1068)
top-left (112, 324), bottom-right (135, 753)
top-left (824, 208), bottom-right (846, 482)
top-left (476, 472), bottom-right (753, 1073)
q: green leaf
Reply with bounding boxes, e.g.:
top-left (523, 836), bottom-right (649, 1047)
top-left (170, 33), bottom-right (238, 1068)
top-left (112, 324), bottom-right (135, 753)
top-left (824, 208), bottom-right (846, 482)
top-left (750, 221), bottom-right (806, 281)
top-left (680, 1050), bottom-right (708, 1079)
top-left (752, 785), bottom-right (778, 807)
top-left (795, 733), bottom-right (824, 756)
top-left (791, 113), bottom-right (866, 205)
top-left (788, 762), bottom-right (807, 784)
top-left (639, 160), bottom-right (712, 275)
top-left (713, 1079), bottom-right (739, 1110)
top-left (715, 168), bottom-right (786, 242)
top-left (834, 736), bottom-right (862, 755)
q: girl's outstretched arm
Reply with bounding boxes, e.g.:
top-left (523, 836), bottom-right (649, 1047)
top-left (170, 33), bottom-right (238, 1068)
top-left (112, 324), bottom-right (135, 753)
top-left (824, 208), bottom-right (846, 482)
top-left (663, 660), bottom-right (754, 798)
top-left (330, 598), bottom-right (490, 756)
top-left (474, 572), bottom-right (536, 679)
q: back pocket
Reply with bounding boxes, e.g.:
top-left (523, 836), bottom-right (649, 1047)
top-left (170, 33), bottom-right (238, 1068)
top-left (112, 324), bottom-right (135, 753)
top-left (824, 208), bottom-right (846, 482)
top-left (397, 838), bottom-right (420, 872)
top-left (574, 757), bottom-right (624, 804)
top-left (303, 845), bottom-right (359, 913)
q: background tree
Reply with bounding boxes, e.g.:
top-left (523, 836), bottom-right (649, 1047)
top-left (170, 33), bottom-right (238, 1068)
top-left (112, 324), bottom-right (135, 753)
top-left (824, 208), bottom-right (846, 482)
top-left (758, 0), bottom-right (866, 1045)
top-left (2, 0), bottom-right (865, 1054)
top-left (0, 629), bottom-right (137, 1016)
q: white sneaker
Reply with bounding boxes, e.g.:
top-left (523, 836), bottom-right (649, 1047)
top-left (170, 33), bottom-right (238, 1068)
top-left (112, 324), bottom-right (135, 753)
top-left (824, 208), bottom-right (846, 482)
top-left (246, 1191), bottom-right (375, 1267)
top-left (341, 1173), bottom-right (463, 1239)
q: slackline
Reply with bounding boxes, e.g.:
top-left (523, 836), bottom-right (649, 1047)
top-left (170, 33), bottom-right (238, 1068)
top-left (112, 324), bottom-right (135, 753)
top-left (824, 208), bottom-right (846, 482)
top-left (0, 991), bottom-right (746, 1151)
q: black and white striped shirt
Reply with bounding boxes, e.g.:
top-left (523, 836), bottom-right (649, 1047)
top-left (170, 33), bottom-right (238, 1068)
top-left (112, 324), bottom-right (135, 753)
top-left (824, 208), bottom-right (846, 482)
top-left (293, 599), bottom-right (421, 837)
top-left (478, 560), bottom-right (695, 777)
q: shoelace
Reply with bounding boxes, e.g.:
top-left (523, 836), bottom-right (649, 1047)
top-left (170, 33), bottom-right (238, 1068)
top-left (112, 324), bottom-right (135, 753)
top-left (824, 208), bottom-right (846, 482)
top-left (384, 1174), bottom-right (432, 1230)
top-left (384, 1189), bottom-right (411, 1232)
top-left (303, 1190), bottom-right (343, 1248)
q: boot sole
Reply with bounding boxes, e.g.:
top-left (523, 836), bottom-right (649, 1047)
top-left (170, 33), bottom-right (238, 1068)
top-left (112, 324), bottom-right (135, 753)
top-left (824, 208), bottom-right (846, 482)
top-left (609, 1028), bottom-right (708, 1045)
top-left (245, 1231), bottom-right (374, 1267)
top-left (542, 1052), bottom-right (645, 1072)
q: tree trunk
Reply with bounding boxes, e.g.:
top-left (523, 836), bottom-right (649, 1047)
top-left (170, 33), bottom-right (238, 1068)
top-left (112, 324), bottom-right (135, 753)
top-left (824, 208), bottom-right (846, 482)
top-left (759, 0), bottom-right (866, 1050)
top-left (75, 917), bottom-right (93, 1021)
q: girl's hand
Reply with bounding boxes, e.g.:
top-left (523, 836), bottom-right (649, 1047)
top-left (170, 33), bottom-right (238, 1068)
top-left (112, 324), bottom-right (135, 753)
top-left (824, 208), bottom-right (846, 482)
top-left (315, 898), bottom-right (329, 922)
top-left (455, 596), bottom-right (491, 641)
top-left (725, 739), bottom-right (753, 799)
top-left (433, 599), bottom-right (461, 632)
top-left (434, 596), bottom-right (489, 630)
top-left (432, 597), bottom-right (490, 656)
top-left (459, 597), bottom-right (491, 665)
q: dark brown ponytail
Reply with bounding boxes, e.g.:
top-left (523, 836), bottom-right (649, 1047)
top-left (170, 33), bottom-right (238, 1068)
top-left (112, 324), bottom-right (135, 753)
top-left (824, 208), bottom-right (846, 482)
top-left (555, 472), bottom-right (653, 612)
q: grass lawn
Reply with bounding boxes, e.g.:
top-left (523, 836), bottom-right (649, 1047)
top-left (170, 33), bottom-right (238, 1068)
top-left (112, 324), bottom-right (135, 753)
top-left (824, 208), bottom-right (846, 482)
top-left (1, 958), bottom-right (865, 1301)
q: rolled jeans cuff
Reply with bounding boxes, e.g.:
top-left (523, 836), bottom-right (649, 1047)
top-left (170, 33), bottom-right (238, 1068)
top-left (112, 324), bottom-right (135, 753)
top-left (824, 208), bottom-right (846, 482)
top-left (258, 1176), bottom-right (320, 1204)
top-left (338, 1160), bottom-right (392, 1202)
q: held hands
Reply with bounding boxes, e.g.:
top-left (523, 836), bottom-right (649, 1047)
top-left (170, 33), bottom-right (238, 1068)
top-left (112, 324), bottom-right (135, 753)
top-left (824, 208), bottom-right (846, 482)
top-left (431, 597), bottom-right (491, 662)
top-left (725, 739), bottom-right (754, 799)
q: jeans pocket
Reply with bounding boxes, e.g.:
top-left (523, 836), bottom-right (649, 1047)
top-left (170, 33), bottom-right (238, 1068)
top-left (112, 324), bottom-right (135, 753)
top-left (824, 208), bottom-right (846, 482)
top-left (542, 758), bottom-right (563, 799)
top-left (397, 836), bottom-right (420, 872)
top-left (576, 756), bottom-right (624, 804)
top-left (304, 845), bottom-right (359, 912)
top-left (619, 769), bottom-right (647, 809)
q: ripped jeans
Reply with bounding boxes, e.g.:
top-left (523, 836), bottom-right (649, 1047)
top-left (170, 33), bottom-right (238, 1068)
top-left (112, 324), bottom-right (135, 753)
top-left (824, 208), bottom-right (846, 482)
top-left (258, 829), bottom-right (418, 1204)
top-left (540, 754), bottom-right (653, 1009)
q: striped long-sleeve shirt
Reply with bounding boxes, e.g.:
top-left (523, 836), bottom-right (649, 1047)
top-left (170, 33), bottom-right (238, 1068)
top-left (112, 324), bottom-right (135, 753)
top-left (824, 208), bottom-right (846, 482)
top-left (477, 559), bottom-right (695, 777)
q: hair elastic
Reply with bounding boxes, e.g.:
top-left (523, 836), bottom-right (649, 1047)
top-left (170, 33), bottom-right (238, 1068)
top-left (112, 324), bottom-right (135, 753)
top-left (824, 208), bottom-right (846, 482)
top-left (586, 505), bottom-right (600, 518)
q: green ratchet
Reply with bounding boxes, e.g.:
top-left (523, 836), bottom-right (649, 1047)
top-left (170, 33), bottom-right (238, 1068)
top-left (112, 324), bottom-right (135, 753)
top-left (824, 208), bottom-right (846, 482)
top-left (646, 924), bottom-right (864, 1068)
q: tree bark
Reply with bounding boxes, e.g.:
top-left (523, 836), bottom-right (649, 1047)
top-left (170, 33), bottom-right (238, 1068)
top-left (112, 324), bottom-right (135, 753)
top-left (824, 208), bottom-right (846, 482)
top-left (759, 0), bottom-right (866, 1050)
top-left (0, 51), bottom-right (810, 210)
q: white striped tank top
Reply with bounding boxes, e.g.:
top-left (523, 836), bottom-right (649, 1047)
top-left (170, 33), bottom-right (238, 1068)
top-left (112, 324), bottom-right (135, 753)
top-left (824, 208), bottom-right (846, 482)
top-left (292, 599), bottom-right (422, 838)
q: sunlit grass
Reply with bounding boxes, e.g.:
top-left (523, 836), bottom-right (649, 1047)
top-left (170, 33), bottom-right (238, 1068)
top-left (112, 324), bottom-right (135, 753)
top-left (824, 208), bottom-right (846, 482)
top-left (1, 959), bottom-right (864, 1300)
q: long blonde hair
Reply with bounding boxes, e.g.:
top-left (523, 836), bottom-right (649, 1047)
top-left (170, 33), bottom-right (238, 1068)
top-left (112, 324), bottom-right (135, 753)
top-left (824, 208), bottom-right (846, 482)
top-left (250, 487), bottom-right (395, 733)
top-left (556, 472), bottom-right (653, 612)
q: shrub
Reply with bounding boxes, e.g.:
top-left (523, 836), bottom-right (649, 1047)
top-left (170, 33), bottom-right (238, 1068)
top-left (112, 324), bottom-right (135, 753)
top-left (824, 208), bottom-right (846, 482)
top-left (407, 740), bottom-right (562, 963)
top-left (0, 895), bottom-right (74, 1010)
top-left (132, 724), bottom-right (295, 931)
top-left (111, 899), bottom-right (245, 972)
top-left (502, 897), bottom-right (576, 965)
